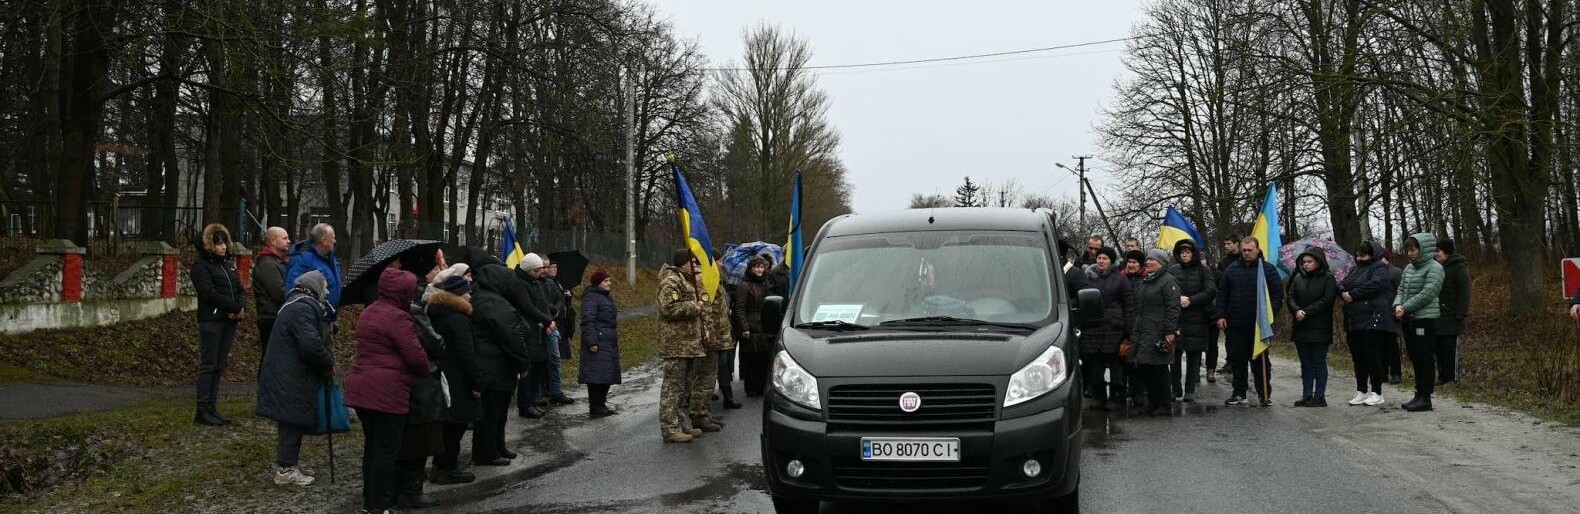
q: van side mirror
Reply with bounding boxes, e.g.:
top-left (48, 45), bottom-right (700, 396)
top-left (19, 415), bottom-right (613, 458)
top-left (763, 295), bottom-right (786, 334)
top-left (1076, 289), bottom-right (1103, 329)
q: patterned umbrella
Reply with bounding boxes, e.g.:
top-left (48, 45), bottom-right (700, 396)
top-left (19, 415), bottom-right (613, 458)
top-left (1279, 237), bottom-right (1355, 283)
top-left (721, 242), bottom-right (784, 285)
top-left (341, 239), bottom-right (443, 306)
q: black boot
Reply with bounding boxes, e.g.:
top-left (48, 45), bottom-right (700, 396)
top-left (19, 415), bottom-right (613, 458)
top-left (721, 384), bottom-right (743, 409)
top-left (1401, 394), bottom-right (1422, 411)
top-left (1402, 394), bottom-right (1433, 412)
top-left (398, 465), bottom-right (440, 508)
top-left (194, 405), bottom-right (224, 426)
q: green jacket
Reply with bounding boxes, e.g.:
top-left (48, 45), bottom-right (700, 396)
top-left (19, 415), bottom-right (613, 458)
top-left (1394, 233), bottom-right (1445, 320)
top-left (656, 265), bottom-right (707, 358)
top-left (1436, 253), bottom-right (1471, 335)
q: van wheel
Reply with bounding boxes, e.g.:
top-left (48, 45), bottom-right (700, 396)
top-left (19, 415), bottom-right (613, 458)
top-left (772, 495), bottom-right (819, 514)
top-left (1039, 486), bottom-right (1079, 514)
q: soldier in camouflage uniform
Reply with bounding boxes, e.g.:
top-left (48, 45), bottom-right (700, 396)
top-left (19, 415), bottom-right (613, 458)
top-left (657, 249), bottom-right (708, 443)
top-left (688, 258), bottom-right (736, 431)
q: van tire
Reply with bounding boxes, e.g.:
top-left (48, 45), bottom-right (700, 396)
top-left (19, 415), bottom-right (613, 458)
top-left (772, 495), bottom-right (818, 514)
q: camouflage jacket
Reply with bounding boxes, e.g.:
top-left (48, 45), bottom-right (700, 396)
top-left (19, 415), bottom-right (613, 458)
top-left (656, 265), bottom-right (707, 358)
top-left (702, 283), bottom-right (735, 352)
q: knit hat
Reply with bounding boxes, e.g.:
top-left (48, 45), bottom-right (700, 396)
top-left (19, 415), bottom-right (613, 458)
top-left (1438, 238), bottom-right (1456, 255)
top-left (1146, 249), bottom-right (1171, 266)
top-left (1096, 246), bottom-right (1119, 264)
top-left (672, 248), bottom-right (695, 267)
top-left (520, 253), bottom-right (544, 271)
top-left (438, 275), bottom-right (472, 295)
top-left (1123, 250), bottom-right (1147, 265)
top-left (433, 263), bottom-right (470, 284)
top-left (589, 268), bottom-right (611, 286)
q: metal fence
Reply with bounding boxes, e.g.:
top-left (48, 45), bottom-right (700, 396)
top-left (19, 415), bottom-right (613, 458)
top-left (2, 201), bottom-right (207, 248)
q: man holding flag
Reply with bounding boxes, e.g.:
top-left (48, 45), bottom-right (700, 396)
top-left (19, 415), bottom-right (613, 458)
top-left (1215, 186), bottom-right (1285, 406)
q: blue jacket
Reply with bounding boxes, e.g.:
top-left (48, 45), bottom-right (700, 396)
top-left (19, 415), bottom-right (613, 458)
top-left (578, 288), bottom-right (621, 385)
top-left (1340, 241), bottom-right (1399, 333)
top-left (284, 240), bottom-right (342, 318)
top-left (1215, 256), bottom-right (1283, 329)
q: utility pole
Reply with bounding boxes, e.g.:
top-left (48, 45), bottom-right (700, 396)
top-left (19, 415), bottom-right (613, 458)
top-left (1073, 155), bottom-right (1090, 233)
top-left (624, 66), bottom-right (637, 287)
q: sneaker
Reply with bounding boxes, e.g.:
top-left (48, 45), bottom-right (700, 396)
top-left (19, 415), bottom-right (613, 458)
top-left (1225, 396), bottom-right (1248, 406)
top-left (1363, 392), bottom-right (1384, 406)
top-left (1259, 398), bottom-right (1273, 407)
top-left (663, 432), bottom-right (695, 443)
top-left (1348, 391), bottom-right (1368, 406)
top-left (274, 466), bottom-right (316, 486)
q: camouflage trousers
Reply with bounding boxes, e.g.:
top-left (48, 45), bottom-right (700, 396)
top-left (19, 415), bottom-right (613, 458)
top-left (688, 352), bottom-right (719, 424)
top-left (659, 357), bottom-right (702, 436)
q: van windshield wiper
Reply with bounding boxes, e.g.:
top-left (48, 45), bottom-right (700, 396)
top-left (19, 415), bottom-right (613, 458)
top-left (792, 320), bottom-right (871, 331)
top-left (878, 316), bottom-right (1038, 333)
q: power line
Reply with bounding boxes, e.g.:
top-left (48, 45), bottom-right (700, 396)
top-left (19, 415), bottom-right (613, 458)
top-left (703, 36), bottom-right (1135, 72)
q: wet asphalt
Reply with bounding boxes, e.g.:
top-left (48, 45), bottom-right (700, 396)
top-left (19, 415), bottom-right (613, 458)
top-left (445, 357), bottom-right (1567, 514)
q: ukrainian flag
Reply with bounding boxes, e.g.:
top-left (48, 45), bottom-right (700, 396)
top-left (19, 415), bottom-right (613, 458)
top-left (1250, 184), bottom-right (1281, 357)
top-left (786, 171), bottom-right (804, 291)
top-left (1157, 205), bottom-right (1206, 253)
top-left (670, 154), bottom-right (720, 297)
top-left (500, 218), bottom-right (526, 269)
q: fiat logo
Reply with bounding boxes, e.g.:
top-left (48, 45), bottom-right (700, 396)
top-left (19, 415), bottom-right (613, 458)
top-left (898, 392), bottom-right (922, 413)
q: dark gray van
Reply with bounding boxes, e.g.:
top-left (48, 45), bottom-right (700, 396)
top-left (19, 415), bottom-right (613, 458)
top-left (760, 208), bottom-right (1099, 513)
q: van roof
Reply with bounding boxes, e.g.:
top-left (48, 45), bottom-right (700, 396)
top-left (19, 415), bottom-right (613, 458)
top-left (823, 207), bottom-right (1052, 237)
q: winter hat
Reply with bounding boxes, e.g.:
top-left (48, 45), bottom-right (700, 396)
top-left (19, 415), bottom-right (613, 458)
top-left (1096, 246), bottom-right (1119, 264)
top-left (1123, 250), bottom-right (1147, 266)
top-left (1438, 238), bottom-right (1456, 255)
top-left (589, 268), bottom-right (611, 286)
top-left (294, 270), bottom-right (329, 300)
top-left (1145, 249), bottom-right (1171, 266)
top-left (434, 263), bottom-right (470, 284)
top-left (520, 253), bottom-right (545, 271)
top-left (438, 275), bottom-right (472, 295)
top-left (749, 255), bottom-right (773, 269)
top-left (672, 248), bottom-right (696, 267)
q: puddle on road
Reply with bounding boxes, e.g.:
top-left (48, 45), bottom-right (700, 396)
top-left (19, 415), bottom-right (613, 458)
top-left (1081, 400), bottom-right (1227, 451)
top-left (659, 462), bottom-right (766, 507)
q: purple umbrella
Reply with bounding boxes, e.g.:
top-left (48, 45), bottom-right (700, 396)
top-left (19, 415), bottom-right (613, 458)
top-left (1279, 237), bottom-right (1355, 283)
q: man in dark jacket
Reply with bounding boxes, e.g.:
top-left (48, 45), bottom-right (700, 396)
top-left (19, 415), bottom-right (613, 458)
top-left (256, 270), bottom-right (335, 486)
top-left (1215, 237), bottom-right (1283, 406)
top-left (1208, 234), bottom-right (1240, 380)
top-left (467, 262), bottom-right (533, 465)
top-left (253, 226), bottom-right (290, 372)
top-left (1434, 238), bottom-right (1470, 384)
top-left (1169, 240), bottom-right (1215, 402)
top-left (192, 223), bottom-right (245, 426)
top-left (1073, 235), bottom-right (1105, 268)
top-left (283, 223), bottom-right (342, 320)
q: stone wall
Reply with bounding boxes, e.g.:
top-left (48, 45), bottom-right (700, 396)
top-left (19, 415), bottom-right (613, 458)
top-left (0, 240), bottom-right (247, 335)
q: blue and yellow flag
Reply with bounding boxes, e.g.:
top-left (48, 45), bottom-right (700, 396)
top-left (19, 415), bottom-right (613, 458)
top-left (500, 218), bottom-right (526, 269)
top-left (1157, 205), bottom-right (1206, 253)
top-left (1250, 184), bottom-right (1281, 357)
top-left (786, 171), bottom-right (805, 291)
top-left (670, 154), bottom-right (720, 297)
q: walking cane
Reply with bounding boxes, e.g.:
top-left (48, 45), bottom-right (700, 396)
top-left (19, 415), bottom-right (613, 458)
top-left (325, 380), bottom-right (337, 484)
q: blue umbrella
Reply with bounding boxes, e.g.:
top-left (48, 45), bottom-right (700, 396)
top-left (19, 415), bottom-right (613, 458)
top-left (721, 242), bottom-right (784, 285)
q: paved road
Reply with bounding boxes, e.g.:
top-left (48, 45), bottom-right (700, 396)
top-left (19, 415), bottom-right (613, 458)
top-left (449, 350), bottom-right (1580, 514)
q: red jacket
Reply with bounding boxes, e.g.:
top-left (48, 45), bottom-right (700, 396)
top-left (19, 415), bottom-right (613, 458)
top-left (345, 267), bottom-right (430, 414)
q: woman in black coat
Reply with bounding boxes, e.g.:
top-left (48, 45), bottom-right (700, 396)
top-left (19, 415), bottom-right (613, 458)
top-left (469, 264), bottom-right (533, 465)
top-left (1339, 240), bottom-right (1396, 407)
top-left (256, 270), bottom-right (334, 487)
top-left (733, 256), bottom-right (776, 397)
top-left (424, 275), bottom-right (481, 484)
top-left (1080, 247), bottom-right (1135, 411)
top-left (1288, 250), bottom-right (1338, 407)
top-left (1168, 240), bottom-right (1216, 402)
top-left (579, 269), bottom-right (621, 417)
top-left (191, 222), bottom-right (245, 426)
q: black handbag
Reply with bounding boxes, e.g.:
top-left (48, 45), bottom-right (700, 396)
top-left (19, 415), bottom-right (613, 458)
top-left (408, 374), bottom-right (448, 424)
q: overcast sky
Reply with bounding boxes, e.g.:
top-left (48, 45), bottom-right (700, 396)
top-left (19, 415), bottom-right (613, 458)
top-left (650, 0), bottom-right (1148, 214)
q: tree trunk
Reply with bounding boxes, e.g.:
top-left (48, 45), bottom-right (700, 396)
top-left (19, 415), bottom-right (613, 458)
top-left (53, 0), bottom-right (119, 244)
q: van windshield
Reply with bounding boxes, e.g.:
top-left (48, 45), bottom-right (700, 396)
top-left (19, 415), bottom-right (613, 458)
top-left (794, 231), bottom-right (1056, 329)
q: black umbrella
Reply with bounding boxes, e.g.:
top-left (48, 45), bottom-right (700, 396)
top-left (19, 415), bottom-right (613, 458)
top-left (340, 239), bottom-right (443, 307)
top-left (548, 250), bottom-right (590, 291)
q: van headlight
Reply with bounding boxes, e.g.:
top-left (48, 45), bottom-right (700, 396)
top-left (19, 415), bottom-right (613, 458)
top-left (772, 350), bottom-right (821, 410)
top-left (1004, 345), bottom-right (1069, 407)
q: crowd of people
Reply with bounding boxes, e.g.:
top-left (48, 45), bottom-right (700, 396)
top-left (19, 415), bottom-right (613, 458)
top-left (189, 222), bottom-right (646, 513)
top-left (1068, 231), bottom-right (1486, 416)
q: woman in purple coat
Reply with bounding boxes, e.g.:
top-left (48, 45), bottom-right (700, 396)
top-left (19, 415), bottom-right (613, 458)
top-left (345, 268), bottom-right (430, 513)
top-left (579, 269), bottom-right (621, 417)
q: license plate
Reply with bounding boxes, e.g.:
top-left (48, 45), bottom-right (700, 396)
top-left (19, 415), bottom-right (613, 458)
top-left (860, 437), bottom-right (961, 462)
